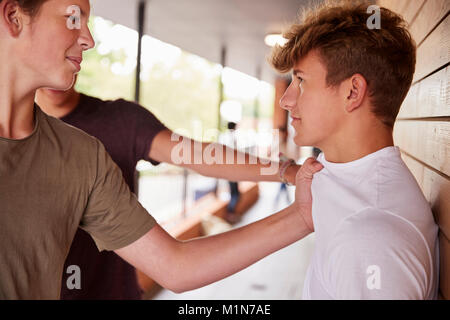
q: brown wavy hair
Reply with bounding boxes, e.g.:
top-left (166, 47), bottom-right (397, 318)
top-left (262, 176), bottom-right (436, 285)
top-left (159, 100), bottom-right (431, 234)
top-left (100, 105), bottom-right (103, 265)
top-left (271, 1), bottom-right (416, 128)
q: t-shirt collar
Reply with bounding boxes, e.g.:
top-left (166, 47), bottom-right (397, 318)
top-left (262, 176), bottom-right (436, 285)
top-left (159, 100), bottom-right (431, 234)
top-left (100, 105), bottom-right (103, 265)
top-left (318, 146), bottom-right (400, 170)
top-left (0, 104), bottom-right (41, 143)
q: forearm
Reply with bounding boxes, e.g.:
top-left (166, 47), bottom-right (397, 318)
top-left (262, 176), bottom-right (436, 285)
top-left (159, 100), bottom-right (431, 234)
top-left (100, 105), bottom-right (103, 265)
top-left (151, 132), bottom-right (291, 182)
top-left (186, 142), bottom-right (281, 182)
top-left (172, 204), bottom-right (311, 293)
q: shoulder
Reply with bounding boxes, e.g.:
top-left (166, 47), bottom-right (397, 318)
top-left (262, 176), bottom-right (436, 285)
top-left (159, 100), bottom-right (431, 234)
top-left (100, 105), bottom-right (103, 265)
top-left (102, 98), bottom-right (149, 114)
top-left (325, 207), bottom-right (433, 299)
top-left (38, 106), bottom-right (103, 159)
top-left (97, 98), bottom-right (164, 125)
top-left (334, 208), bottom-right (427, 244)
top-left (374, 150), bottom-right (429, 202)
top-left (40, 108), bottom-right (97, 145)
top-left (77, 94), bottom-right (146, 116)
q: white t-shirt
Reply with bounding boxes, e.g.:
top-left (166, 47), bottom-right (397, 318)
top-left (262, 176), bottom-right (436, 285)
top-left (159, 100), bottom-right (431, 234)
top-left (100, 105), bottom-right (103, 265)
top-left (302, 146), bottom-right (439, 300)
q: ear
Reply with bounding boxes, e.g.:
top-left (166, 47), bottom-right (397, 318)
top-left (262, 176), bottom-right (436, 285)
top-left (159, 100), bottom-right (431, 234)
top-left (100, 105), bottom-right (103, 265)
top-left (344, 74), bottom-right (367, 113)
top-left (1, 0), bottom-right (25, 37)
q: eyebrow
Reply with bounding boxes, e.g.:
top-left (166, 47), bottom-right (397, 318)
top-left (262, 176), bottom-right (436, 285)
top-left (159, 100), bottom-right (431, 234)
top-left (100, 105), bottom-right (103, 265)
top-left (293, 69), bottom-right (305, 76)
top-left (68, 6), bottom-right (88, 18)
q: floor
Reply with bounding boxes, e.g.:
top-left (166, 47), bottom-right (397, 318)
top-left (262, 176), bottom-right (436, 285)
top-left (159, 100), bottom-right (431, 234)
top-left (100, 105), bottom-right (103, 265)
top-left (148, 181), bottom-right (316, 300)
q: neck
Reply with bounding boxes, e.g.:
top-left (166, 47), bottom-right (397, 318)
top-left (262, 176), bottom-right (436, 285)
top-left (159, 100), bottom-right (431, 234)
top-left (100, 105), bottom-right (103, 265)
top-left (318, 117), bottom-right (394, 163)
top-left (35, 89), bottom-right (80, 119)
top-left (0, 63), bottom-right (37, 139)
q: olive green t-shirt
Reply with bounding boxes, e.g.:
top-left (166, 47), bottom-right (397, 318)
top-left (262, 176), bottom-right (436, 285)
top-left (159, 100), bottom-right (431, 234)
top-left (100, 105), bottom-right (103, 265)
top-left (0, 105), bottom-right (157, 299)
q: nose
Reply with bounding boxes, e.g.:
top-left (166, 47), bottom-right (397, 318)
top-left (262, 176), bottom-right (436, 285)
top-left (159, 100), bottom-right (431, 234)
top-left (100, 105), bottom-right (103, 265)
top-left (78, 24), bottom-right (95, 51)
top-left (279, 82), bottom-right (297, 112)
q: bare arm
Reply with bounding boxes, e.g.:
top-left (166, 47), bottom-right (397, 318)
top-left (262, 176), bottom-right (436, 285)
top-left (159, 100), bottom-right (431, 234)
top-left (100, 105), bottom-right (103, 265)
top-left (149, 129), bottom-right (300, 184)
top-left (115, 203), bottom-right (309, 293)
top-left (115, 157), bottom-right (322, 293)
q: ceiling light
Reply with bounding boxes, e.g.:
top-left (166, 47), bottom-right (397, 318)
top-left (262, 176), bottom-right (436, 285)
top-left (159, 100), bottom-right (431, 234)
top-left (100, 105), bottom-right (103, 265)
top-left (264, 34), bottom-right (288, 47)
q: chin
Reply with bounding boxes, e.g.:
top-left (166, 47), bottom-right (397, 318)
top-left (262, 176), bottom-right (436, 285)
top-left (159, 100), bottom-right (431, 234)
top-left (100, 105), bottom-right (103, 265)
top-left (63, 75), bottom-right (77, 90)
top-left (46, 73), bottom-right (76, 91)
top-left (293, 133), bottom-right (317, 147)
top-left (293, 137), bottom-right (305, 147)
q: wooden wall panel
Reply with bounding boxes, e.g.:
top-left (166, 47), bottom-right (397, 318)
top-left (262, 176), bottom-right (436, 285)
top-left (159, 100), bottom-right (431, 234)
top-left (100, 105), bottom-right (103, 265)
top-left (409, 0), bottom-right (450, 46)
top-left (400, 0), bottom-right (426, 25)
top-left (394, 121), bottom-right (450, 176)
top-left (378, 0), bottom-right (425, 24)
top-left (398, 66), bottom-right (450, 118)
top-left (414, 14), bottom-right (450, 82)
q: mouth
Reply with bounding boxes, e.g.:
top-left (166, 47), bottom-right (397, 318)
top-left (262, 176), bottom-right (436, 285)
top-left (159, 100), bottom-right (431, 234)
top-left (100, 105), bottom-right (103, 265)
top-left (291, 116), bottom-right (301, 125)
top-left (66, 56), bottom-right (82, 72)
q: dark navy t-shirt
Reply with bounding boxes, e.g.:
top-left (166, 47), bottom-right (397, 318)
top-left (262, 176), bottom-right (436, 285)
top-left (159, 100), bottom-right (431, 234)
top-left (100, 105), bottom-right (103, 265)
top-left (58, 94), bottom-right (167, 299)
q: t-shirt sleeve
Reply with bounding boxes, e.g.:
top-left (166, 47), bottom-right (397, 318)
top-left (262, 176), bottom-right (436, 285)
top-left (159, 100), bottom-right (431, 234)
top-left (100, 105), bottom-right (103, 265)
top-left (120, 100), bottom-right (168, 165)
top-left (324, 208), bottom-right (434, 300)
top-left (79, 139), bottom-right (157, 251)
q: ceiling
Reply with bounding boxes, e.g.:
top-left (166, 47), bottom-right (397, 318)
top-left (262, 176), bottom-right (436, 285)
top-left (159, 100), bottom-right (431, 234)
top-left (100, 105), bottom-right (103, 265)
top-left (90, 0), bottom-right (316, 83)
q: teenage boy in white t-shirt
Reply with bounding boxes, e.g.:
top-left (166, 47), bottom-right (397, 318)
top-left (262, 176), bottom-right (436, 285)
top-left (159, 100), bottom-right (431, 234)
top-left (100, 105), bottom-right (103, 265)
top-left (271, 3), bottom-right (439, 299)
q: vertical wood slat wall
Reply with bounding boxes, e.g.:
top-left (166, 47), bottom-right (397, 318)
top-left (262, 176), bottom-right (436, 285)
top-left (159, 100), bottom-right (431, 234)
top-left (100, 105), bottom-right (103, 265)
top-left (377, 0), bottom-right (450, 300)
